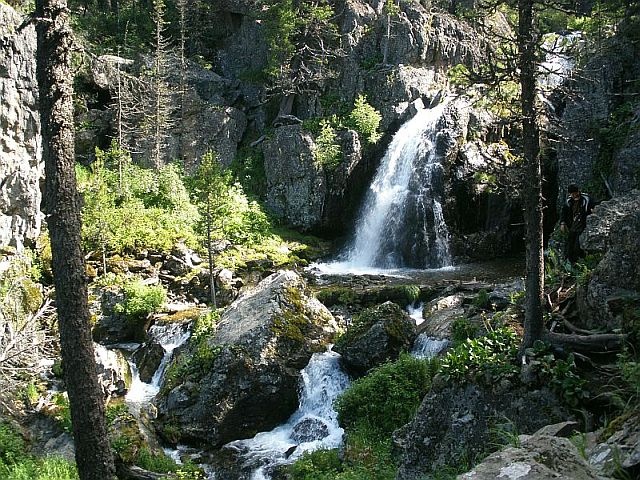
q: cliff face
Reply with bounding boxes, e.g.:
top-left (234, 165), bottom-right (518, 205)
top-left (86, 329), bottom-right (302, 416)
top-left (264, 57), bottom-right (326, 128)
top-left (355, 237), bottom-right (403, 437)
top-left (0, 4), bottom-right (42, 251)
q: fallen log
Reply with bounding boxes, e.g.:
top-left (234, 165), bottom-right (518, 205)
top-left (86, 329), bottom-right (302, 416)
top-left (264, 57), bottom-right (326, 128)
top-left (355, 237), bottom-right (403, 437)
top-left (543, 331), bottom-right (628, 354)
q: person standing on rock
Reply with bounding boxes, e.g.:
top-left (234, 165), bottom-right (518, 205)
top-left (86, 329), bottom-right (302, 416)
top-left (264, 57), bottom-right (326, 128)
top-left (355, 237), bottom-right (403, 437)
top-left (560, 184), bottom-right (596, 263)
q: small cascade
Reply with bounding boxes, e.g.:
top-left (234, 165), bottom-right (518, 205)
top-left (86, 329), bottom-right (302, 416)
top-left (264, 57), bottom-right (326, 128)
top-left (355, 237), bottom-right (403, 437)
top-left (539, 32), bottom-right (581, 91)
top-left (411, 333), bottom-right (449, 359)
top-left (126, 323), bottom-right (191, 405)
top-left (225, 349), bottom-right (350, 479)
top-left (338, 99), bottom-right (453, 271)
top-left (406, 302), bottom-right (425, 326)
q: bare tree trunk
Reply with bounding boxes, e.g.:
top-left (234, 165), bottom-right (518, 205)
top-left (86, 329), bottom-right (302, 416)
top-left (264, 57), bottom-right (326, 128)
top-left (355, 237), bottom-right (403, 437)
top-left (518, 0), bottom-right (544, 352)
top-left (35, 0), bottom-right (116, 478)
top-left (206, 199), bottom-right (217, 308)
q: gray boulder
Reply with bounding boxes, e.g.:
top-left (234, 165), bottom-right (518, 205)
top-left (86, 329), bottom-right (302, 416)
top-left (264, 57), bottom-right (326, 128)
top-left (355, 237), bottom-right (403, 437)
top-left (588, 413), bottom-right (640, 478)
top-left (334, 301), bottom-right (417, 375)
top-left (156, 270), bottom-right (338, 447)
top-left (393, 382), bottom-right (573, 480)
top-left (0, 4), bottom-right (42, 251)
top-left (459, 428), bottom-right (607, 480)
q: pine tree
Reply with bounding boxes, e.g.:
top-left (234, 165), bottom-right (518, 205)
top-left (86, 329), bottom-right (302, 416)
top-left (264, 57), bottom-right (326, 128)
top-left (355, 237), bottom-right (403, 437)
top-left (35, 0), bottom-right (116, 477)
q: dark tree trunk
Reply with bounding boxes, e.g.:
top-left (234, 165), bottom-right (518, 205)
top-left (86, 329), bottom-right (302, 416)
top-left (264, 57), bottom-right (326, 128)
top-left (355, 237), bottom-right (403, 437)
top-left (518, 0), bottom-right (544, 352)
top-left (35, 0), bottom-right (116, 478)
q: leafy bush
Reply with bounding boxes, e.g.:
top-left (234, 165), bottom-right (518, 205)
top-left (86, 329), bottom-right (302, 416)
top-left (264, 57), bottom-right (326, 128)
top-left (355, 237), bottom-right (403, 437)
top-left (0, 456), bottom-right (79, 480)
top-left (451, 317), bottom-right (479, 346)
top-left (336, 354), bottom-right (436, 439)
top-left (114, 280), bottom-right (166, 321)
top-left (78, 143), bottom-right (199, 254)
top-left (347, 95), bottom-right (382, 144)
top-left (439, 328), bottom-right (519, 382)
top-left (0, 422), bottom-right (27, 466)
top-left (314, 119), bottom-right (342, 169)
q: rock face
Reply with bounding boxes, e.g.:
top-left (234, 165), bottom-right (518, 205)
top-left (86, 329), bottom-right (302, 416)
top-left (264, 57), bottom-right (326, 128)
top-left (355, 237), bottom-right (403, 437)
top-left (334, 301), bottom-right (417, 375)
top-left (155, 270), bottom-right (338, 447)
top-left (459, 425), bottom-right (605, 480)
top-left (0, 4), bottom-right (42, 251)
top-left (577, 191), bottom-right (640, 330)
top-left (263, 127), bottom-right (327, 231)
top-left (393, 382), bottom-right (572, 480)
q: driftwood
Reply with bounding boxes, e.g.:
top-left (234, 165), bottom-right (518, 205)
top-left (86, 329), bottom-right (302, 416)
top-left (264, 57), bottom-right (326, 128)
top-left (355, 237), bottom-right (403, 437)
top-left (543, 331), bottom-right (628, 354)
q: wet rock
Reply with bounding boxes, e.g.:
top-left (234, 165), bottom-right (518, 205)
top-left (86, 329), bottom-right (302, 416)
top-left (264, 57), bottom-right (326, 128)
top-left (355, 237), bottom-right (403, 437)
top-left (94, 344), bottom-right (131, 397)
top-left (291, 417), bottom-right (330, 443)
top-left (334, 301), bottom-right (417, 375)
top-left (419, 293), bottom-right (465, 338)
top-left (132, 340), bottom-right (165, 383)
top-left (156, 270), bottom-right (338, 447)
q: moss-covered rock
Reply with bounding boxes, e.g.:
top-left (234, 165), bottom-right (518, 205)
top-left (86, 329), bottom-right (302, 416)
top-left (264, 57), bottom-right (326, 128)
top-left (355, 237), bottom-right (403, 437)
top-left (334, 301), bottom-right (417, 376)
top-left (155, 270), bottom-right (339, 448)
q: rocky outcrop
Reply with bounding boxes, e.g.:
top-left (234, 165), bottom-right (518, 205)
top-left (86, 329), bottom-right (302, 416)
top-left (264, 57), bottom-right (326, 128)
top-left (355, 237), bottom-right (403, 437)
top-left (459, 423), bottom-right (606, 480)
top-left (393, 382), bottom-right (573, 480)
top-left (263, 127), bottom-right (327, 231)
top-left (155, 270), bottom-right (338, 447)
top-left (577, 191), bottom-right (640, 330)
top-left (0, 4), bottom-right (42, 251)
top-left (82, 54), bottom-right (246, 169)
top-left (334, 301), bottom-right (417, 375)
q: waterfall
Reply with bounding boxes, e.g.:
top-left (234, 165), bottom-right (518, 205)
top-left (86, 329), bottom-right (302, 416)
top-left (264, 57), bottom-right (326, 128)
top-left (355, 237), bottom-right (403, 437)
top-left (224, 349), bottom-right (350, 479)
top-left (126, 322), bottom-right (191, 405)
top-left (317, 99), bottom-right (453, 275)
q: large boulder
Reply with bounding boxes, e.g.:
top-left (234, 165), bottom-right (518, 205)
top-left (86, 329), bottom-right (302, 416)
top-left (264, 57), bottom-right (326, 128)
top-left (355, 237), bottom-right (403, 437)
top-left (0, 4), bottom-right (42, 251)
top-left (334, 301), bottom-right (417, 375)
top-left (577, 191), bottom-right (640, 330)
top-left (459, 425), bottom-right (606, 480)
top-left (393, 382), bottom-right (573, 480)
top-left (155, 270), bottom-right (338, 447)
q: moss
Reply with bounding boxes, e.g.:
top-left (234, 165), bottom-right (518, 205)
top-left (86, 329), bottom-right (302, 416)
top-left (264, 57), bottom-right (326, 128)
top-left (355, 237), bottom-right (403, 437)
top-left (272, 286), bottom-right (310, 344)
top-left (315, 287), bottom-right (358, 307)
top-left (160, 307), bottom-right (204, 324)
top-left (335, 302), bottom-right (407, 350)
top-left (20, 278), bottom-right (43, 313)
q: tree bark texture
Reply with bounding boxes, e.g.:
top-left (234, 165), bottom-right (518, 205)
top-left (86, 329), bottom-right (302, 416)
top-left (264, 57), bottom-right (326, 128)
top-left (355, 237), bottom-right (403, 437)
top-left (35, 0), bottom-right (116, 478)
top-left (518, 0), bottom-right (545, 351)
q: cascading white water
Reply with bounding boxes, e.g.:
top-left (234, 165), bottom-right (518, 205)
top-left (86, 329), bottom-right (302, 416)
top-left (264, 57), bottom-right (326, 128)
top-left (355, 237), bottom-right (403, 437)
top-left (326, 99), bottom-right (453, 273)
top-left (539, 32), bottom-right (581, 90)
top-left (224, 349), bottom-right (350, 480)
top-left (126, 322), bottom-right (191, 405)
top-left (411, 333), bottom-right (449, 359)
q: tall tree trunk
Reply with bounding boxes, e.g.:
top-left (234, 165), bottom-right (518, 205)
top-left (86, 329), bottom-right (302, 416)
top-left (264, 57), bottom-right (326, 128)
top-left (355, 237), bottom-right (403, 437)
top-left (206, 199), bottom-right (217, 308)
top-left (35, 1), bottom-right (116, 478)
top-left (518, 0), bottom-right (544, 352)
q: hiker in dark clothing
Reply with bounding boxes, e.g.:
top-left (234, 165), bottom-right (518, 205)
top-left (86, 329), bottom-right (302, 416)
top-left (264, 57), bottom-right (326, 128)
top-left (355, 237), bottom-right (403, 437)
top-left (560, 184), bottom-right (596, 263)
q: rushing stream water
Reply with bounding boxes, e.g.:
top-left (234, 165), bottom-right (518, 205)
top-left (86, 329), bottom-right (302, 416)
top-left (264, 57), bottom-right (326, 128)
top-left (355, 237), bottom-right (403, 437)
top-left (224, 349), bottom-right (350, 479)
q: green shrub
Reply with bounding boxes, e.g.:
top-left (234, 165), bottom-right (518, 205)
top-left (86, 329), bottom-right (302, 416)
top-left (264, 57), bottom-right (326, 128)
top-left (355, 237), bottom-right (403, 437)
top-left (336, 354), bottom-right (436, 439)
top-left (472, 289), bottom-right (491, 310)
top-left (314, 119), bottom-right (342, 169)
top-left (114, 280), bottom-right (166, 321)
top-left (439, 327), bottom-right (519, 382)
top-left (0, 456), bottom-right (79, 480)
top-left (347, 95), bottom-right (382, 144)
top-left (451, 317), bottom-right (479, 346)
top-left (78, 144), bottom-right (200, 254)
top-left (0, 422), bottom-right (27, 466)
top-left (51, 393), bottom-right (73, 433)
